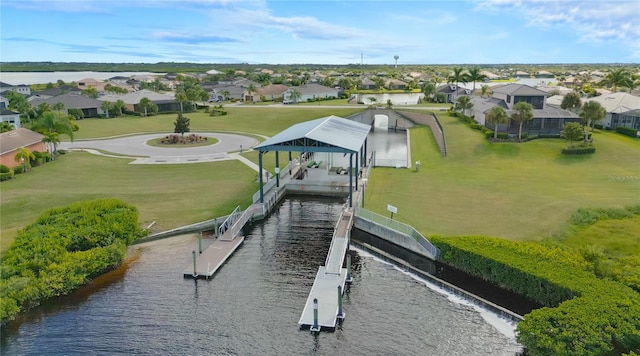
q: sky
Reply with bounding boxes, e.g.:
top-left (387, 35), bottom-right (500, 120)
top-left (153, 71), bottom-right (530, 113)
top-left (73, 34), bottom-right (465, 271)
top-left (1, 0), bottom-right (639, 65)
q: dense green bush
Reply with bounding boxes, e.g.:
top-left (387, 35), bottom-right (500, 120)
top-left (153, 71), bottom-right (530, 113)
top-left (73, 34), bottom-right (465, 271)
top-left (0, 199), bottom-right (147, 325)
top-left (0, 165), bottom-right (14, 181)
top-left (570, 205), bottom-right (639, 227)
top-left (430, 235), bottom-right (640, 355)
top-left (561, 145), bottom-right (596, 155)
top-left (616, 126), bottom-right (639, 138)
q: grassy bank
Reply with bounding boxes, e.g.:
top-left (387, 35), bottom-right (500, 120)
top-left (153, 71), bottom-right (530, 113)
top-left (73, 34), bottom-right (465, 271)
top-left (364, 112), bottom-right (640, 240)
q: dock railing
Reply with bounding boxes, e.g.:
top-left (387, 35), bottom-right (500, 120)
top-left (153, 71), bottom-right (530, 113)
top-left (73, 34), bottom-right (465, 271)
top-left (218, 206), bottom-right (241, 237)
top-left (354, 207), bottom-right (440, 259)
top-left (324, 209), bottom-right (352, 273)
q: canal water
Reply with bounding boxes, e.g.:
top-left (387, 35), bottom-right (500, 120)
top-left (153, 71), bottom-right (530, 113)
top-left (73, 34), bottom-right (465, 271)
top-left (1, 196), bottom-right (521, 355)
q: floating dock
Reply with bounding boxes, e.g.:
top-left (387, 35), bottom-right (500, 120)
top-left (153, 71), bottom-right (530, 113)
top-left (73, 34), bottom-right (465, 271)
top-left (298, 209), bottom-right (353, 331)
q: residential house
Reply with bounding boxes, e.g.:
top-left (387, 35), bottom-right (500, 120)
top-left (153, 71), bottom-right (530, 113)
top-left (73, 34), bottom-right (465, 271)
top-left (256, 84), bottom-right (289, 102)
top-left (0, 128), bottom-right (46, 169)
top-left (514, 71), bottom-right (530, 78)
top-left (470, 83), bottom-right (579, 135)
top-left (77, 78), bottom-right (106, 92)
top-left (0, 109), bottom-right (21, 128)
top-left (359, 78), bottom-right (378, 90)
top-left (586, 92), bottom-right (640, 130)
top-left (0, 82), bottom-right (31, 96)
top-left (30, 93), bottom-right (104, 118)
top-left (536, 70), bottom-right (555, 78)
top-left (33, 85), bottom-right (83, 99)
top-left (209, 84), bottom-right (246, 102)
top-left (386, 79), bottom-right (407, 90)
top-left (436, 84), bottom-right (472, 103)
top-left (283, 83), bottom-right (339, 103)
top-left (0, 96), bottom-right (8, 109)
top-left (99, 89), bottom-right (178, 113)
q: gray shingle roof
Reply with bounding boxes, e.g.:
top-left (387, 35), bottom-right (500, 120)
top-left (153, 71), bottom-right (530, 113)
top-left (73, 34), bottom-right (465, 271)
top-left (492, 83), bottom-right (548, 96)
top-left (29, 93), bottom-right (103, 109)
top-left (255, 115), bottom-right (371, 153)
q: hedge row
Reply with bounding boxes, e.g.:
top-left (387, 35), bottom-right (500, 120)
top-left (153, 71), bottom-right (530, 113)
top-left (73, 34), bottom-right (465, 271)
top-left (561, 145), bottom-right (596, 155)
top-left (430, 235), bottom-right (640, 355)
top-left (0, 199), bottom-right (147, 325)
top-left (616, 126), bottom-right (639, 138)
top-left (0, 164), bottom-right (13, 181)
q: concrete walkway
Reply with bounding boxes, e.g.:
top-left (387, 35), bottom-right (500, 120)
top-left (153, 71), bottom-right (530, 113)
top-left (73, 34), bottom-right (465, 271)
top-left (60, 132), bottom-right (262, 171)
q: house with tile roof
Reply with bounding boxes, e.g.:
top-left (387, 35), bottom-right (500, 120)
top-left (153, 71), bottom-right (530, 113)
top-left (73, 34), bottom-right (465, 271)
top-left (586, 92), bottom-right (640, 130)
top-left (469, 83), bottom-right (579, 135)
top-left (0, 128), bottom-right (46, 169)
top-left (256, 84), bottom-right (289, 101)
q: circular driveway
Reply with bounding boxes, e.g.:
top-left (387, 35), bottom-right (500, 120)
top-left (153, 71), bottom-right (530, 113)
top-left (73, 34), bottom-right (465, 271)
top-left (60, 132), bottom-right (259, 165)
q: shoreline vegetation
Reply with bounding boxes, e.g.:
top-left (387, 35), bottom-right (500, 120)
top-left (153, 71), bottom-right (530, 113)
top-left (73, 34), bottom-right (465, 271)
top-left (1, 103), bottom-right (639, 353)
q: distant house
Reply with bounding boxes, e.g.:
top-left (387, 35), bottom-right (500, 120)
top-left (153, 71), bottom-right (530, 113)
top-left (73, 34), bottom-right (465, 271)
top-left (470, 83), bottom-right (579, 135)
top-left (587, 92), bottom-right (640, 130)
top-left (209, 84), bottom-right (246, 102)
top-left (30, 93), bottom-right (104, 118)
top-left (77, 78), bottom-right (106, 92)
top-left (0, 128), bottom-right (46, 169)
top-left (33, 85), bottom-right (82, 99)
top-left (359, 78), bottom-right (378, 90)
top-left (256, 84), bottom-right (289, 101)
top-left (386, 79), bottom-right (407, 90)
top-left (436, 84), bottom-right (472, 103)
top-left (283, 83), bottom-right (339, 103)
top-left (536, 70), bottom-right (555, 78)
top-left (0, 109), bottom-right (21, 128)
top-left (514, 71), bottom-right (530, 78)
top-left (0, 81), bottom-right (31, 96)
top-left (99, 89), bottom-right (178, 113)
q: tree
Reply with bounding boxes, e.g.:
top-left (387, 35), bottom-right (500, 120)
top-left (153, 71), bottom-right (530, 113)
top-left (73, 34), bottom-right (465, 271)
top-left (68, 108), bottom-right (85, 120)
top-left (220, 90), bottom-right (230, 102)
top-left (481, 85), bottom-right (491, 98)
top-left (5, 91), bottom-right (32, 121)
top-left (42, 132), bottom-right (60, 160)
top-left (289, 89), bottom-right (302, 104)
top-left (83, 85), bottom-right (99, 99)
top-left (1, 122), bottom-right (13, 133)
top-left (175, 92), bottom-right (188, 113)
top-left (338, 78), bottom-right (352, 90)
top-left (368, 97), bottom-right (377, 105)
top-left (485, 106), bottom-right (508, 139)
top-left (31, 111), bottom-right (75, 154)
top-left (603, 68), bottom-right (631, 92)
top-left (447, 67), bottom-right (469, 87)
top-left (386, 99), bottom-right (393, 109)
top-left (139, 97), bottom-right (152, 116)
top-left (560, 92), bottom-right (582, 114)
top-left (467, 67), bottom-right (487, 91)
top-left (579, 101), bottom-right (606, 141)
top-left (321, 76), bottom-right (334, 88)
top-left (174, 113), bottom-right (190, 136)
top-left (562, 122), bottom-right (583, 147)
top-left (52, 102), bottom-right (65, 112)
top-left (114, 100), bottom-right (126, 116)
top-left (511, 102), bottom-right (534, 140)
top-left (456, 95), bottom-right (473, 116)
top-left (100, 101), bottom-right (112, 118)
top-left (245, 84), bottom-right (257, 102)
top-left (14, 147), bottom-right (35, 173)
top-left (422, 82), bottom-right (436, 102)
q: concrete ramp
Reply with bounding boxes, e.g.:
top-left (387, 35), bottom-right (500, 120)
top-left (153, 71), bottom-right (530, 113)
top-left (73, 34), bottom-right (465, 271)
top-left (374, 114), bottom-right (389, 131)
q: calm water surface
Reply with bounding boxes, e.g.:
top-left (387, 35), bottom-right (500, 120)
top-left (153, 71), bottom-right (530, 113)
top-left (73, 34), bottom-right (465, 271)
top-left (1, 196), bottom-right (521, 355)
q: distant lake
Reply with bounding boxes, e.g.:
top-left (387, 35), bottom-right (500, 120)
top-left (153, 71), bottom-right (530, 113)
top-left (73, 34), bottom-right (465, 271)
top-left (0, 71), bottom-right (165, 85)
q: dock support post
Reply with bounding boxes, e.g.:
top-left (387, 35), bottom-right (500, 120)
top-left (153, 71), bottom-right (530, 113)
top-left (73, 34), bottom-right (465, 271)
top-left (192, 250), bottom-right (197, 278)
top-left (198, 232), bottom-right (203, 254)
top-left (346, 253), bottom-right (353, 284)
top-left (311, 298), bottom-right (319, 332)
top-left (337, 286), bottom-right (344, 319)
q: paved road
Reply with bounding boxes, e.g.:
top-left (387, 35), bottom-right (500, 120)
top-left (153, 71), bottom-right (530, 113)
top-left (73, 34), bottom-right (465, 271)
top-left (60, 132), bottom-right (260, 167)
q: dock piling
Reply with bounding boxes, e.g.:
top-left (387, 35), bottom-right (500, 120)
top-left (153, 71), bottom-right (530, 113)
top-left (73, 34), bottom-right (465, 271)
top-left (346, 253), bottom-right (353, 284)
top-left (192, 250), bottom-right (197, 278)
top-left (311, 298), bottom-right (320, 332)
top-left (198, 232), bottom-right (203, 254)
top-left (337, 286), bottom-right (344, 319)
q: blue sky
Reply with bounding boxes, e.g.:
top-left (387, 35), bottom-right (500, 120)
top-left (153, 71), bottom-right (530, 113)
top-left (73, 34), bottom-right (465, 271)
top-left (1, 0), bottom-right (638, 64)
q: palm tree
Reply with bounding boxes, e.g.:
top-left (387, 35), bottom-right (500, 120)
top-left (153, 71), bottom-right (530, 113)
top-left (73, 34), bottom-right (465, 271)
top-left (481, 85), bottom-right (491, 98)
top-left (32, 111), bottom-right (75, 143)
top-left (100, 101), bottom-right (112, 118)
top-left (175, 92), bottom-right (188, 113)
top-left (42, 132), bottom-right (59, 160)
top-left (289, 89), bottom-right (302, 104)
top-left (560, 92), bottom-right (582, 114)
top-left (245, 84), bottom-right (257, 102)
top-left (456, 95), bottom-right (473, 116)
top-left (579, 101), bottom-right (606, 141)
top-left (603, 68), bottom-right (631, 92)
top-left (422, 82), bottom-right (436, 102)
top-left (485, 106), bottom-right (508, 140)
top-left (220, 90), bottom-right (230, 101)
top-left (52, 102), bottom-right (65, 112)
top-left (14, 147), bottom-right (35, 173)
top-left (139, 97), bottom-right (152, 117)
top-left (511, 102), bottom-right (534, 140)
top-left (447, 67), bottom-right (469, 87)
top-left (467, 67), bottom-right (487, 91)
top-left (115, 99), bottom-right (126, 116)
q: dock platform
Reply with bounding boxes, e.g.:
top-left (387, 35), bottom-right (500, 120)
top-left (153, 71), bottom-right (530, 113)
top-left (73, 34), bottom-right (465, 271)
top-left (183, 236), bottom-right (245, 279)
top-left (298, 267), bottom-right (348, 330)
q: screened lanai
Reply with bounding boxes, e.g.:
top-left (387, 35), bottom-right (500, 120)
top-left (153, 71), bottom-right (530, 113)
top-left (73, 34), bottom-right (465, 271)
top-left (253, 115), bottom-right (371, 207)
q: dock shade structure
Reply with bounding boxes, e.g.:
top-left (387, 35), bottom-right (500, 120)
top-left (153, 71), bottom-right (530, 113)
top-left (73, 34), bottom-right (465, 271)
top-left (254, 115), bottom-right (371, 207)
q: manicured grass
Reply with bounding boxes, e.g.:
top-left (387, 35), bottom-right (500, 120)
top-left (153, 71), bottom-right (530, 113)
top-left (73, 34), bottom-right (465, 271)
top-left (0, 152), bottom-right (257, 253)
top-left (72, 107), bottom-right (363, 139)
top-left (562, 215), bottom-right (640, 259)
top-left (364, 112), bottom-right (640, 240)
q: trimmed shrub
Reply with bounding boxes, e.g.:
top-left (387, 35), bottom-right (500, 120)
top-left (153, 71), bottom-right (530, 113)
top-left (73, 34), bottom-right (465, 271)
top-left (0, 165), bottom-right (14, 181)
top-left (496, 132), bottom-right (509, 140)
top-left (561, 145), bottom-right (596, 155)
top-left (616, 126), bottom-right (639, 138)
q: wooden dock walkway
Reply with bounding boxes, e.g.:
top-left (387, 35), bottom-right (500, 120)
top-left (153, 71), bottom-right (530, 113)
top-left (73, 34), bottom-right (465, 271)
top-left (298, 209), bottom-right (353, 330)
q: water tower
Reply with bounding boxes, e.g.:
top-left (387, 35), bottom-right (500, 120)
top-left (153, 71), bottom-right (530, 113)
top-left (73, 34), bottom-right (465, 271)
top-left (394, 55), bottom-right (399, 68)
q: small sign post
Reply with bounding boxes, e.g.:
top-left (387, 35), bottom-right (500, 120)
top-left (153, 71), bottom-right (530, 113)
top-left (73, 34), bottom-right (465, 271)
top-left (387, 204), bottom-right (397, 220)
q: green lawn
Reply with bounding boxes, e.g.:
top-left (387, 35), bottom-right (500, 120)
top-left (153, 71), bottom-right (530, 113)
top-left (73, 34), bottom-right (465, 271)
top-left (72, 107), bottom-right (362, 139)
top-left (365, 113), bottom-right (640, 240)
top-left (0, 152), bottom-right (258, 253)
